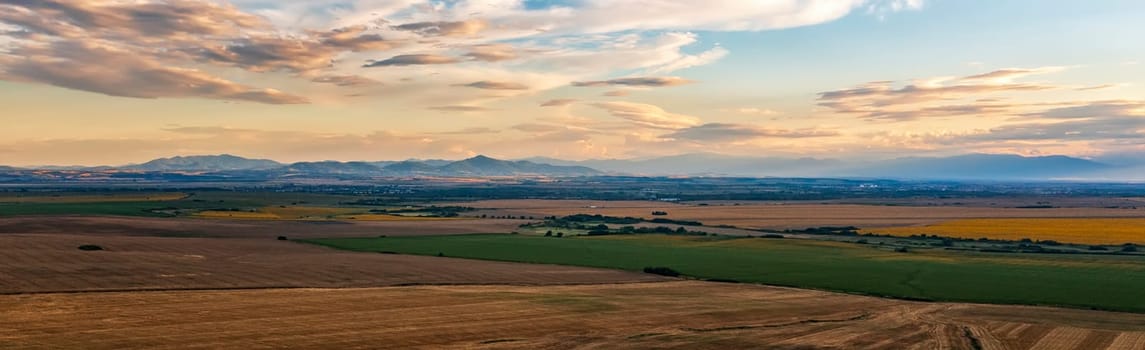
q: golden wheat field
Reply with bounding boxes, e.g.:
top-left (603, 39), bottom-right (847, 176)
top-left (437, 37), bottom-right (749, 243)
top-left (865, 218), bottom-right (1145, 245)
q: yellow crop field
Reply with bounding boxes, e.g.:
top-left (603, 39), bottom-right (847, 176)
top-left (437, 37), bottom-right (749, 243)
top-left (194, 211), bottom-right (281, 219)
top-left (0, 192), bottom-right (187, 203)
top-left (864, 218), bottom-right (1145, 245)
top-left (261, 206), bottom-right (360, 218)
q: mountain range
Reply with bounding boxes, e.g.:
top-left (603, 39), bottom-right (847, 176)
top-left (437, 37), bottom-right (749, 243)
top-left (1, 153), bottom-right (1139, 181)
top-left (115, 154), bottom-right (600, 177)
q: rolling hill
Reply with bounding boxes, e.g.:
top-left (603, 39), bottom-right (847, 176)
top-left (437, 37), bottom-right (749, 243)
top-left (124, 155), bottom-right (282, 172)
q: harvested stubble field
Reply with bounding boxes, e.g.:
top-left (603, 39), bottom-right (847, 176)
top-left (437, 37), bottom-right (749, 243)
top-left (0, 215), bottom-right (524, 239)
top-left (3, 281), bottom-right (1145, 350)
top-left (193, 206), bottom-right (473, 221)
top-left (865, 218), bottom-right (1145, 245)
top-left (0, 192), bottom-right (188, 203)
top-left (459, 200), bottom-right (1145, 229)
top-left (0, 217), bottom-right (654, 294)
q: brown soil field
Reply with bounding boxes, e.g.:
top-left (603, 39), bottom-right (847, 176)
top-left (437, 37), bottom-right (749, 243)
top-left (0, 217), bottom-right (661, 294)
top-left (0, 192), bottom-right (188, 203)
top-left (4, 281), bottom-right (1144, 350)
top-left (0, 215), bottom-right (525, 239)
top-left (458, 200), bottom-right (1145, 229)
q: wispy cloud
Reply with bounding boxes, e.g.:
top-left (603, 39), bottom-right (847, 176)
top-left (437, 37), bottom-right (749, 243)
top-left (540, 99), bottom-right (579, 107)
top-left (573, 76), bottom-right (694, 87)
top-left (456, 81), bottom-right (529, 90)
top-left (817, 67), bottom-right (1067, 121)
top-left (311, 74), bottom-right (380, 87)
top-left (392, 20), bottom-right (487, 37)
top-left (664, 123), bottom-right (839, 141)
top-left (591, 101), bottom-right (702, 129)
top-left (0, 40), bottom-right (308, 104)
top-left (428, 105), bottom-right (495, 112)
top-left (364, 54), bottom-right (460, 67)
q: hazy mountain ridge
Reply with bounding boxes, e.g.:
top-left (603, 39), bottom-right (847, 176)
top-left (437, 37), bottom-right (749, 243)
top-left (522, 153), bottom-right (1132, 180)
top-left (1, 153), bottom-right (1139, 181)
top-left (124, 155), bottom-right (282, 172)
top-left (839, 154), bottom-right (1111, 180)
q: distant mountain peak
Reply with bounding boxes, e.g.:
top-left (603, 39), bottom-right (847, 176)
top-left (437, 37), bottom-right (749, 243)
top-left (125, 154), bottom-right (282, 172)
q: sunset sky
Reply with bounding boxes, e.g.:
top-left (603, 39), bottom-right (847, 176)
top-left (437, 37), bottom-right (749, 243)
top-left (1, 0), bottom-right (1143, 166)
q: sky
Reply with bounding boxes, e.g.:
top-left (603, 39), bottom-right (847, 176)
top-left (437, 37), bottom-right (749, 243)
top-left (1, 0), bottom-right (1143, 166)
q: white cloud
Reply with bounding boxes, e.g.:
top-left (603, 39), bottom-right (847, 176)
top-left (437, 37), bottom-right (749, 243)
top-left (591, 101), bottom-right (702, 129)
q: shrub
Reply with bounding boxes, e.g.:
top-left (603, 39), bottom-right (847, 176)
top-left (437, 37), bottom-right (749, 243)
top-left (77, 245), bottom-right (104, 251)
top-left (651, 211), bottom-right (668, 216)
top-left (643, 266), bottom-right (681, 277)
top-left (894, 246), bottom-right (910, 253)
top-left (556, 232), bottom-right (564, 238)
top-left (1123, 244), bottom-right (1139, 252)
top-left (277, 236), bottom-right (288, 241)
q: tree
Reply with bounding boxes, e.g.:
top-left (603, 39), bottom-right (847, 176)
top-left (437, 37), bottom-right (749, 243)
top-left (643, 266), bottom-right (681, 277)
top-left (556, 232), bottom-right (564, 238)
top-left (545, 231), bottom-right (553, 237)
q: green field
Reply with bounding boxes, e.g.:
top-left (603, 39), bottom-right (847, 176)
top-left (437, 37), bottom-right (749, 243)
top-left (305, 234), bottom-right (1145, 313)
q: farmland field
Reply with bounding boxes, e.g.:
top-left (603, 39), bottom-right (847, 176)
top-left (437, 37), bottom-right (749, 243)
top-left (0, 192), bottom-right (188, 203)
top-left (0, 220), bottom-right (660, 294)
top-left (306, 234), bottom-right (1145, 313)
top-left (0, 191), bottom-right (365, 217)
top-left (4, 281), bottom-right (1145, 350)
top-left (865, 218), bottom-right (1145, 245)
top-left (457, 200), bottom-right (1145, 229)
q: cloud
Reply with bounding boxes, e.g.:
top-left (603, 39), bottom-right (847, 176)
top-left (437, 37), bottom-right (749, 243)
top-left (393, 20), bottom-right (487, 37)
top-left (818, 67), bottom-right (1067, 120)
top-left (457, 81), bottom-right (529, 90)
top-left (960, 67), bottom-right (1066, 83)
top-left (540, 99), bottom-right (578, 107)
top-left (434, 127), bottom-right (500, 135)
top-left (464, 44), bottom-right (518, 62)
top-left (573, 76), bottom-right (694, 87)
top-left (0, 0), bottom-right (921, 106)
top-left (190, 25), bottom-right (401, 74)
top-left (364, 54), bottom-right (461, 67)
top-left (0, 40), bottom-right (307, 104)
top-left (723, 107), bottom-right (779, 116)
top-left (1076, 84), bottom-right (1118, 91)
top-left (428, 105), bottom-right (495, 112)
top-left (0, 0), bottom-right (264, 40)
top-left (512, 123), bottom-right (566, 133)
top-left (311, 74), bottom-right (379, 87)
top-left (664, 123), bottom-right (839, 141)
top-left (591, 101), bottom-right (701, 129)
top-left (603, 90), bottom-right (630, 97)
top-left (1025, 100), bottom-right (1145, 120)
top-left (650, 45), bottom-right (729, 73)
